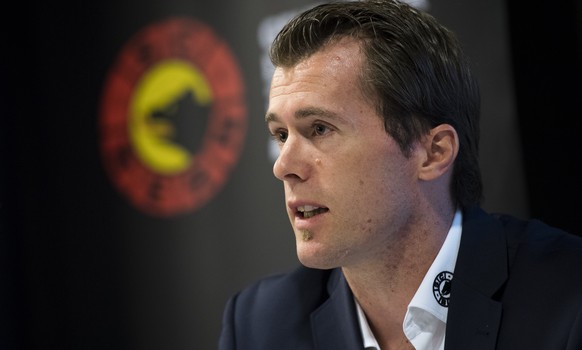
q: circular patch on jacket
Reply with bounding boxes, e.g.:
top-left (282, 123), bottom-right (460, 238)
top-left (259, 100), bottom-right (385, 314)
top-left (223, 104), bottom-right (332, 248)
top-left (432, 271), bottom-right (453, 307)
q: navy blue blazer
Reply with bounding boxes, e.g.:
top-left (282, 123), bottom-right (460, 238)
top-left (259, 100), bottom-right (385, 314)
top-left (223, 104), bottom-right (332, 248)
top-left (219, 207), bottom-right (582, 349)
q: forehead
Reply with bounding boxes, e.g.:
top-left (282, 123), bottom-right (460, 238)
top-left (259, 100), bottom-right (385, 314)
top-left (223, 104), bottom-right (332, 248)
top-left (267, 38), bottom-right (370, 117)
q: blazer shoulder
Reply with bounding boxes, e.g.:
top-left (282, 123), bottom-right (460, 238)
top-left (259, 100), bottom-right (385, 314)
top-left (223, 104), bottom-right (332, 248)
top-left (492, 213), bottom-right (582, 292)
top-left (231, 266), bottom-right (334, 320)
top-left (494, 212), bottom-right (582, 253)
top-left (219, 266), bottom-right (335, 349)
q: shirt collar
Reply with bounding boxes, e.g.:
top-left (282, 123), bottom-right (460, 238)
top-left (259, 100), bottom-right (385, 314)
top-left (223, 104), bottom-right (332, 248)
top-left (403, 209), bottom-right (463, 347)
top-left (407, 209), bottom-right (462, 321)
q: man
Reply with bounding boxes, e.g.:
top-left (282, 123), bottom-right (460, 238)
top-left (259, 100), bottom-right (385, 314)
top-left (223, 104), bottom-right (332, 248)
top-left (219, 1), bottom-right (582, 349)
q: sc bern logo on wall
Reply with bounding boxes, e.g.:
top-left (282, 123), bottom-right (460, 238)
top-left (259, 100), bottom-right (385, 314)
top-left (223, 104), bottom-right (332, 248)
top-left (100, 18), bottom-right (247, 217)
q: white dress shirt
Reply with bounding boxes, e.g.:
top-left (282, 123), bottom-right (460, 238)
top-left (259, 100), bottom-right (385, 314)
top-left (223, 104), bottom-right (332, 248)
top-left (355, 210), bottom-right (463, 350)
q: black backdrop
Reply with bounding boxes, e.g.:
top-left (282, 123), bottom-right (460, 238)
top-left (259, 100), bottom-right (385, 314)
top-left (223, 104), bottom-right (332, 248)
top-left (507, 0), bottom-right (582, 235)
top-left (1, 0), bottom-right (580, 349)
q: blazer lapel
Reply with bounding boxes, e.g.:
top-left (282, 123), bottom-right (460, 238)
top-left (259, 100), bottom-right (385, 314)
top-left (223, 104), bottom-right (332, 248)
top-left (311, 269), bottom-right (363, 350)
top-left (445, 207), bottom-right (507, 350)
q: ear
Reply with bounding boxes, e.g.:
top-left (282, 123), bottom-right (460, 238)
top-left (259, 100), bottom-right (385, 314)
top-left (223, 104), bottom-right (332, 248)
top-left (418, 124), bottom-right (459, 181)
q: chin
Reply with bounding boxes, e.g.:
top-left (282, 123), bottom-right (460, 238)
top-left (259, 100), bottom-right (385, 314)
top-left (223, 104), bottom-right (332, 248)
top-left (298, 258), bottom-right (333, 270)
top-left (296, 244), bottom-right (337, 270)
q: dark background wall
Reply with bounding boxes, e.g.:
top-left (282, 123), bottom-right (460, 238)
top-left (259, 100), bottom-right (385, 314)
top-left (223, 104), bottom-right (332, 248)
top-left (507, 0), bottom-right (582, 236)
top-left (1, 0), bottom-right (580, 349)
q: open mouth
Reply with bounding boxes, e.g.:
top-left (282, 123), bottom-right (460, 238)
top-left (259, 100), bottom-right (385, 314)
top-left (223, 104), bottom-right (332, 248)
top-left (297, 205), bottom-right (329, 218)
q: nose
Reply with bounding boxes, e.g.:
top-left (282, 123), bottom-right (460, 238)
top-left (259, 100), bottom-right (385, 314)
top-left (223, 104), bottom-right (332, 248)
top-left (273, 135), bottom-right (309, 183)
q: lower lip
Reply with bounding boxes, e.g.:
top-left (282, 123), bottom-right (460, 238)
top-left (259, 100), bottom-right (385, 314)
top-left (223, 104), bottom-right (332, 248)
top-left (293, 211), bottom-right (328, 230)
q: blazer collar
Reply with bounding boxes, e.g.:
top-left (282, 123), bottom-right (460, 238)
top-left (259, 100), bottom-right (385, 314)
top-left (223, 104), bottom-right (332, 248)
top-left (310, 268), bottom-right (363, 349)
top-left (445, 206), bottom-right (508, 350)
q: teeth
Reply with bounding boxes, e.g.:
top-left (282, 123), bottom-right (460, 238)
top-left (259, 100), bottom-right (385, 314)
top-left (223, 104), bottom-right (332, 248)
top-left (304, 211), bottom-right (316, 218)
top-left (297, 205), bottom-right (326, 218)
top-left (298, 205), bottom-right (319, 212)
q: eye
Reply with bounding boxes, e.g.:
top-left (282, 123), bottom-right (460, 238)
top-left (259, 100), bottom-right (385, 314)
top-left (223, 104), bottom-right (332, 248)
top-left (271, 129), bottom-right (288, 143)
top-left (313, 123), bottom-right (330, 136)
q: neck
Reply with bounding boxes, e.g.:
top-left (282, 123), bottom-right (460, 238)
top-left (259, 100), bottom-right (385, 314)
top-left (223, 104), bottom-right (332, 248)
top-left (342, 206), bottom-right (456, 349)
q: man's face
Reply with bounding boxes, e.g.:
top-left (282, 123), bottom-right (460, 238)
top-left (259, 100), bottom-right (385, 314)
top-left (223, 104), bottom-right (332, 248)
top-left (266, 38), bottom-right (422, 270)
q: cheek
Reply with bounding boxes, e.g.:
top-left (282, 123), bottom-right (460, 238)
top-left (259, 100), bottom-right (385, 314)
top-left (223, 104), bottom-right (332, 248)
top-left (326, 136), bottom-right (414, 205)
top-left (347, 149), bottom-right (416, 208)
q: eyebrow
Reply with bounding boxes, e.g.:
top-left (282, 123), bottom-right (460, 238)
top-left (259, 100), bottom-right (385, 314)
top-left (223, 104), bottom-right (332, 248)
top-left (265, 107), bottom-right (341, 123)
